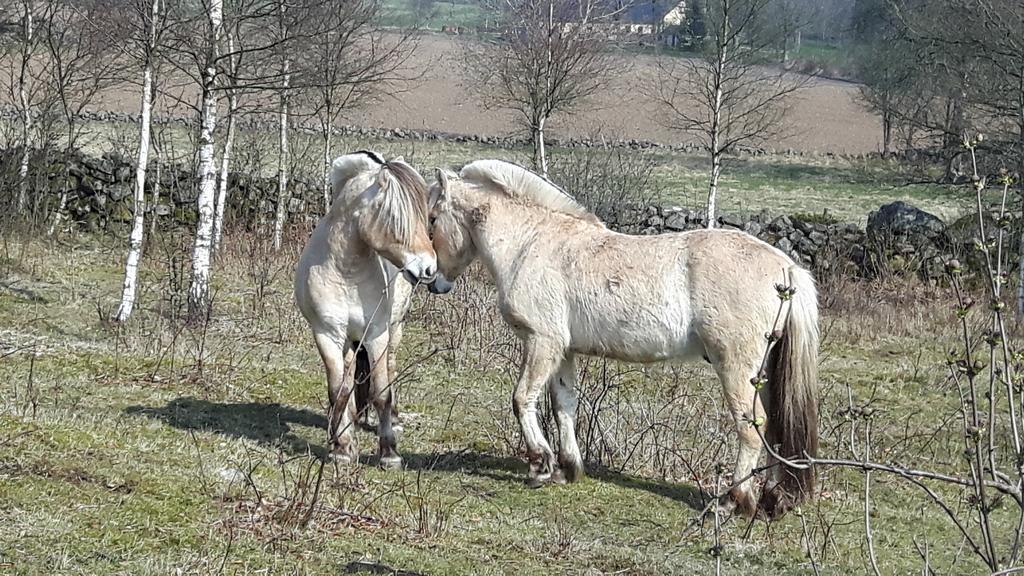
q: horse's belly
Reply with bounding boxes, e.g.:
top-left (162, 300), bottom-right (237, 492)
top-left (569, 311), bottom-right (701, 363)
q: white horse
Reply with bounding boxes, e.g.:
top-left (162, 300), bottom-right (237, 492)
top-left (294, 151), bottom-right (439, 468)
top-left (427, 160), bottom-right (819, 518)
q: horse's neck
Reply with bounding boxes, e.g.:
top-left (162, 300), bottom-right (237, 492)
top-left (471, 198), bottom-right (556, 285)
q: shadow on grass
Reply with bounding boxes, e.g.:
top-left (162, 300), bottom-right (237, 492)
top-left (125, 396), bottom-right (329, 458)
top-left (127, 398), bottom-right (707, 511)
top-left (400, 449), bottom-right (707, 512)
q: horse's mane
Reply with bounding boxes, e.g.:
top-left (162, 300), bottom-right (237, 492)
top-left (373, 159), bottom-right (430, 245)
top-left (330, 151), bottom-right (429, 244)
top-left (331, 151), bottom-right (383, 200)
top-left (459, 159), bottom-right (596, 221)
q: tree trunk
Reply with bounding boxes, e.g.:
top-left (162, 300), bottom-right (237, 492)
top-left (213, 89), bottom-right (237, 253)
top-left (882, 107), bottom-right (892, 159)
top-left (322, 127), bottom-right (332, 212)
top-left (534, 118), bottom-right (548, 177)
top-left (187, 0), bottom-right (223, 323)
top-left (706, 0), bottom-right (728, 229)
top-left (213, 32), bottom-right (238, 254)
top-left (707, 151), bottom-right (722, 228)
top-left (272, 61), bottom-right (290, 252)
top-left (150, 145), bottom-right (161, 235)
top-left (16, 0), bottom-right (33, 214)
top-left (48, 126), bottom-right (74, 237)
top-left (114, 0), bottom-right (160, 323)
top-left (115, 62), bottom-right (154, 319)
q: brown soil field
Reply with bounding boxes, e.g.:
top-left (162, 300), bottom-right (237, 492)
top-left (344, 34), bottom-right (883, 155)
top-left (22, 34), bottom-right (882, 155)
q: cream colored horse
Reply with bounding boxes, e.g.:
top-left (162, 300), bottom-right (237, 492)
top-left (427, 160), bottom-right (819, 518)
top-left (294, 151), bottom-right (438, 468)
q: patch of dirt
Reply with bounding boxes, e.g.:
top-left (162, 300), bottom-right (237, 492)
top-left (55, 35), bottom-right (883, 155)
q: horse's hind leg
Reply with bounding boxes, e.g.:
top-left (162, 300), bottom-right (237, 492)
top-left (315, 333), bottom-right (358, 463)
top-left (364, 332), bottom-right (402, 470)
top-left (549, 354), bottom-right (584, 483)
top-left (514, 336), bottom-right (562, 487)
top-left (714, 353), bottom-right (767, 518)
top-left (387, 321), bottom-right (404, 433)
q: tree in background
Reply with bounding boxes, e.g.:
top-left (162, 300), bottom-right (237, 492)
top-left (114, 0), bottom-right (167, 322)
top-left (465, 0), bottom-right (623, 176)
top-left (297, 0), bottom-right (417, 213)
top-left (0, 1), bottom-right (46, 216)
top-left (653, 0), bottom-right (804, 227)
top-left (40, 0), bottom-right (122, 235)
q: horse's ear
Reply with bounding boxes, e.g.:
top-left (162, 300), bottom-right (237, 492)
top-left (433, 168), bottom-right (450, 205)
top-left (374, 164), bottom-right (392, 196)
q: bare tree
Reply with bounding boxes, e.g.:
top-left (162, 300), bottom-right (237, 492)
top-left (270, 0), bottom-right (291, 252)
top-left (464, 0), bottom-right (623, 176)
top-left (652, 0), bottom-right (804, 227)
top-left (114, 0), bottom-right (166, 323)
top-left (0, 0), bottom-right (45, 215)
top-left (185, 0), bottom-right (224, 322)
top-left (296, 0), bottom-right (417, 212)
top-left (40, 0), bottom-right (122, 235)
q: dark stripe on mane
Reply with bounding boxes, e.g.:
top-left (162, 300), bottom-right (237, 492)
top-left (356, 149), bottom-right (385, 165)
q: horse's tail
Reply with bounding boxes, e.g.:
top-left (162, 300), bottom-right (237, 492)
top-left (353, 342), bottom-right (372, 425)
top-left (762, 265), bottom-right (820, 518)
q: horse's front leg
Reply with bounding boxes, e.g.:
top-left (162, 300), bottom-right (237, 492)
top-left (549, 353), bottom-right (584, 483)
top-left (363, 332), bottom-right (402, 470)
top-left (315, 333), bottom-right (358, 463)
top-left (513, 336), bottom-right (562, 487)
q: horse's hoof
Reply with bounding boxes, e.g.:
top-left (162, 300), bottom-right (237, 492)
top-left (378, 455), bottom-right (403, 470)
top-left (549, 467), bottom-right (568, 485)
top-left (525, 475), bottom-right (550, 489)
top-left (328, 447), bottom-right (358, 465)
top-left (392, 424), bottom-right (404, 434)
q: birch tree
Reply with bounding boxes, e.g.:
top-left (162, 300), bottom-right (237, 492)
top-left (464, 0), bottom-right (622, 177)
top-left (271, 0), bottom-right (291, 252)
top-left (2, 0), bottom-right (44, 215)
top-left (186, 0), bottom-right (224, 323)
top-left (114, 0), bottom-right (165, 323)
top-left (212, 30), bottom-right (239, 253)
top-left (652, 0), bottom-right (804, 227)
top-left (298, 0), bottom-right (416, 212)
top-left (40, 0), bottom-right (121, 235)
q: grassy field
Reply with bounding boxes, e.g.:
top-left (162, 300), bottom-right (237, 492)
top-left (88, 117), bottom-right (961, 225)
top-left (0, 170), bottom-right (1016, 575)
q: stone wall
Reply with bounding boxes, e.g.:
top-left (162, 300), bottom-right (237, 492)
top-left (4, 147), bottom-right (985, 282)
top-left (624, 201), bottom-right (981, 282)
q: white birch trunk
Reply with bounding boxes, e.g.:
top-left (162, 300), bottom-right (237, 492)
top-left (322, 128), bottom-right (332, 212)
top-left (706, 1), bottom-right (728, 229)
top-left (536, 119), bottom-right (548, 178)
top-left (47, 190), bottom-right (67, 235)
top-left (150, 148), bottom-right (161, 235)
top-left (187, 0), bottom-right (223, 322)
top-left (212, 33), bottom-right (238, 254)
top-left (114, 0), bottom-right (159, 323)
top-left (272, 61), bottom-right (290, 252)
top-left (213, 91), bottom-right (237, 253)
top-left (17, 1), bottom-right (33, 214)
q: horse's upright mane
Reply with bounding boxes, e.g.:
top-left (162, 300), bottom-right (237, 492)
top-left (460, 160), bottom-right (596, 221)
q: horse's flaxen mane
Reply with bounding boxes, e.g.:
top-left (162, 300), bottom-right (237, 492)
top-left (374, 159), bottom-right (430, 245)
top-left (459, 159), bottom-right (595, 221)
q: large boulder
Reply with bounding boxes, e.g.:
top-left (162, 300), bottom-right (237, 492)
top-left (867, 201), bottom-right (947, 243)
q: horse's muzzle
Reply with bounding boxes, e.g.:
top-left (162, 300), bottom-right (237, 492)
top-left (427, 274), bottom-right (454, 295)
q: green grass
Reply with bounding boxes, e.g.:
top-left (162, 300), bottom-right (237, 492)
top-left (0, 224), bottom-right (1017, 574)
top-left (381, 0), bottom-right (487, 31)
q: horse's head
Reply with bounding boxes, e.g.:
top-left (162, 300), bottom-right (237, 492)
top-left (426, 168), bottom-right (477, 294)
top-left (356, 158), bottom-right (437, 285)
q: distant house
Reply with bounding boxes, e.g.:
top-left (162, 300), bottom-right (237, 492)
top-left (553, 1), bottom-right (686, 41)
